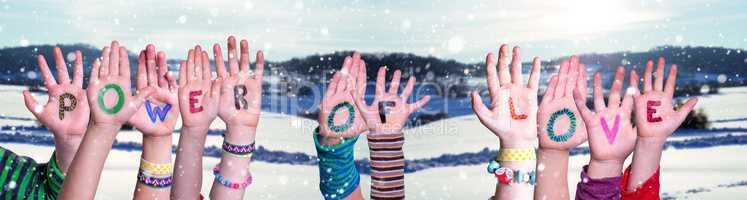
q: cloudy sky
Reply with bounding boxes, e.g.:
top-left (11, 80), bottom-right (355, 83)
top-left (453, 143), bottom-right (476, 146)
top-left (0, 0), bottom-right (745, 62)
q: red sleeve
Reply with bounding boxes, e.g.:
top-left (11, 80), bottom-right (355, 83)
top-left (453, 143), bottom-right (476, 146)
top-left (620, 165), bottom-right (660, 200)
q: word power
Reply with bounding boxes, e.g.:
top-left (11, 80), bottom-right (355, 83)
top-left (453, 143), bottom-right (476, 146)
top-left (646, 100), bottom-right (662, 122)
top-left (327, 101), bottom-right (355, 133)
top-left (58, 93), bottom-right (77, 120)
top-left (600, 114), bottom-right (621, 145)
top-left (509, 97), bottom-right (528, 120)
top-left (546, 108), bottom-right (577, 143)
top-left (378, 101), bottom-right (396, 123)
top-left (97, 83), bottom-right (125, 114)
top-left (145, 100), bottom-right (172, 123)
top-left (233, 85), bottom-right (248, 110)
top-left (189, 90), bottom-right (204, 113)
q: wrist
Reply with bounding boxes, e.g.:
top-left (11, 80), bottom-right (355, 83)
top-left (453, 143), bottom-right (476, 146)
top-left (224, 125), bottom-right (256, 144)
top-left (587, 159), bottom-right (624, 178)
top-left (499, 139), bottom-right (537, 149)
top-left (142, 135), bottom-right (173, 163)
top-left (536, 148), bottom-right (569, 161)
top-left (636, 137), bottom-right (667, 149)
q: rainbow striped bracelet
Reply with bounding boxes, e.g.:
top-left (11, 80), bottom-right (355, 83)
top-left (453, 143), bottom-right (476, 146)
top-left (213, 164), bottom-right (253, 189)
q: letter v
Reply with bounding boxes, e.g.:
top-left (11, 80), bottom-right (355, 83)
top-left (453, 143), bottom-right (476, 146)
top-left (600, 114), bottom-right (621, 145)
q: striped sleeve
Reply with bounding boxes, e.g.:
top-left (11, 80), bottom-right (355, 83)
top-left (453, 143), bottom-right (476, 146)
top-left (0, 147), bottom-right (65, 200)
top-left (367, 133), bottom-right (405, 200)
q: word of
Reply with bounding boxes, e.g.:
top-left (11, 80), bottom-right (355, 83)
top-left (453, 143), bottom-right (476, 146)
top-left (600, 114), bottom-right (621, 145)
top-left (327, 101), bottom-right (355, 133)
top-left (509, 97), bottom-right (527, 120)
top-left (378, 101), bottom-right (395, 123)
top-left (189, 90), bottom-right (204, 113)
top-left (97, 83), bottom-right (125, 114)
top-left (58, 93), bottom-right (77, 120)
top-left (546, 108), bottom-right (577, 142)
top-left (233, 85), bottom-right (248, 110)
top-left (646, 100), bottom-right (662, 122)
top-left (145, 100), bottom-right (172, 123)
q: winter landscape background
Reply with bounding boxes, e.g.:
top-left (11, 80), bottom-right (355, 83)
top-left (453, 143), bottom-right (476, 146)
top-left (1, 0), bottom-right (747, 199)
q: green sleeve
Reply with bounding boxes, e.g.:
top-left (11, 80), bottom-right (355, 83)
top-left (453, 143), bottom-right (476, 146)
top-left (0, 147), bottom-right (65, 200)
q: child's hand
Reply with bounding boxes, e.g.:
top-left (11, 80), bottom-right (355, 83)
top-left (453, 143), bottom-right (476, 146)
top-left (353, 66), bottom-right (431, 135)
top-left (128, 44), bottom-right (179, 137)
top-left (538, 56), bottom-right (588, 150)
top-left (471, 45), bottom-right (540, 148)
top-left (318, 53), bottom-right (369, 139)
top-left (87, 41), bottom-right (154, 127)
top-left (634, 58), bottom-right (698, 141)
top-left (178, 45), bottom-right (220, 130)
top-left (216, 36), bottom-right (264, 129)
top-left (574, 66), bottom-right (637, 171)
top-left (23, 47), bottom-right (90, 138)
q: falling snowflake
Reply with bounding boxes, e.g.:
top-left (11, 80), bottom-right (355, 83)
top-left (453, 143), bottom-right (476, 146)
top-left (177, 15), bottom-right (187, 24)
top-left (447, 36), bottom-right (465, 54)
top-left (66, 52), bottom-right (76, 62)
top-left (19, 38), bottom-right (29, 47)
top-left (320, 27), bottom-right (329, 36)
top-left (244, 1), bottom-right (254, 10)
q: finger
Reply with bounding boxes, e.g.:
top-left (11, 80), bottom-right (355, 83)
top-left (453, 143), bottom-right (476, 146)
top-left (100, 47), bottom-right (110, 76)
top-left (643, 60), bottom-right (653, 92)
top-left (227, 36), bottom-right (239, 75)
top-left (400, 76), bottom-right (416, 99)
top-left (90, 58), bottom-right (101, 81)
top-left (676, 98), bottom-right (699, 122)
top-left (119, 47), bottom-right (130, 80)
top-left (146, 45), bottom-right (157, 87)
top-left (254, 51), bottom-right (265, 82)
top-left (53, 47), bottom-right (70, 84)
top-left (194, 45), bottom-right (203, 80)
top-left (593, 72), bottom-right (606, 111)
top-left (575, 63), bottom-right (589, 102)
top-left (470, 91), bottom-right (493, 121)
top-left (375, 67), bottom-right (386, 97)
top-left (510, 46), bottom-right (522, 84)
top-left (178, 61), bottom-right (187, 87)
top-left (158, 51), bottom-right (169, 87)
top-left (239, 39), bottom-right (250, 73)
top-left (325, 73), bottom-right (341, 97)
top-left (621, 70), bottom-right (639, 112)
top-left (132, 86), bottom-right (156, 109)
top-left (497, 44), bottom-right (511, 85)
top-left (408, 95), bottom-right (431, 113)
top-left (565, 56), bottom-right (579, 97)
top-left (72, 50), bottom-right (84, 87)
top-left (202, 51), bottom-right (211, 81)
top-left (351, 88), bottom-right (372, 114)
top-left (337, 57), bottom-right (352, 93)
top-left (654, 57), bottom-right (665, 91)
top-left (37, 55), bottom-right (57, 87)
top-left (388, 70), bottom-right (402, 95)
top-left (541, 75), bottom-right (558, 105)
top-left (110, 41), bottom-right (121, 76)
top-left (22, 91), bottom-right (41, 118)
top-left (136, 50), bottom-right (147, 89)
top-left (167, 71), bottom-right (178, 91)
top-left (356, 59), bottom-right (368, 99)
top-left (608, 66), bottom-right (625, 108)
top-left (528, 57), bottom-right (541, 90)
top-left (664, 64), bottom-right (678, 97)
top-left (572, 87), bottom-right (594, 120)
top-left (485, 53), bottom-right (500, 101)
top-left (213, 43), bottom-right (227, 78)
top-left (554, 60), bottom-right (569, 99)
top-left (187, 49), bottom-right (196, 80)
top-left (210, 78), bottom-right (222, 98)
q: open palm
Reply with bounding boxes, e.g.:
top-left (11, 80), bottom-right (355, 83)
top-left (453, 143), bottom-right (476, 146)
top-left (471, 45), bottom-right (540, 148)
top-left (128, 44), bottom-right (180, 137)
top-left (215, 36), bottom-right (264, 128)
top-left (538, 56), bottom-right (588, 150)
top-left (318, 53), bottom-right (368, 138)
top-left (23, 47), bottom-right (90, 137)
top-left (178, 45), bottom-right (220, 129)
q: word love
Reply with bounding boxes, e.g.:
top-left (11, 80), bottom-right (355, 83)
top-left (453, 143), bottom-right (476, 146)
top-left (378, 101), bottom-right (395, 123)
top-left (546, 108), bottom-right (577, 143)
top-left (509, 97), bottom-right (527, 120)
top-left (58, 93), bottom-right (77, 120)
top-left (646, 100), bottom-right (662, 122)
top-left (234, 85), bottom-right (248, 110)
top-left (145, 100), bottom-right (172, 123)
top-left (600, 114), bottom-right (621, 145)
top-left (97, 84), bottom-right (125, 115)
top-left (189, 90), bottom-right (204, 113)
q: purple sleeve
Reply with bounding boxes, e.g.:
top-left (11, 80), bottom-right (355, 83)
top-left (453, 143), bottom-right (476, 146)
top-left (575, 165), bottom-right (623, 200)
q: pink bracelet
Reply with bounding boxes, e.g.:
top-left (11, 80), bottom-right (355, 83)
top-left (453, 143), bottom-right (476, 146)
top-left (213, 164), bottom-right (253, 189)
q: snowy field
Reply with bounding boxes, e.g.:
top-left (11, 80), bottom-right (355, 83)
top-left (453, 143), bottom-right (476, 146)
top-left (2, 85), bottom-right (747, 199)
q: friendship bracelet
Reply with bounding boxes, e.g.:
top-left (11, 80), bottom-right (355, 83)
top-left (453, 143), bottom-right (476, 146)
top-left (314, 127), bottom-right (360, 200)
top-left (497, 148), bottom-right (536, 161)
top-left (222, 140), bottom-right (256, 157)
top-left (213, 165), bottom-right (253, 189)
top-left (486, 160), bottom-right (536, 185)
top-left (139, 159), bottom-right (173, 176)
top-left (137, 169), bottom-right (173, 188)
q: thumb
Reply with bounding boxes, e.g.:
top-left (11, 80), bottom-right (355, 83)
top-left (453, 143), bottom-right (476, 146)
top-left (350, 90), bottom-right (371, 114)
top-left (675, 97), bottom-right (698, 123)
top-left (471, 91), bottom-right (492, 121)
top-left (23, 90), bottom-right (42, 118)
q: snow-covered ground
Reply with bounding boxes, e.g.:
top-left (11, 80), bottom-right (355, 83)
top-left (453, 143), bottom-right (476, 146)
top-left (2, 85), bottom-right (747, 199)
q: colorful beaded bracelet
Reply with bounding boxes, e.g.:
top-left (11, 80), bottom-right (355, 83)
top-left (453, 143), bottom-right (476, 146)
top-left (213, 165), bottom-right (253, 189)
top-left (139, 159), bottom-right (173, 176)
top-left (222, 141), bottom-right (256, 157)
top-left (137, 169), bottom-right (173, 188)
top-left (486, 160), bottom-right (536, 185)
